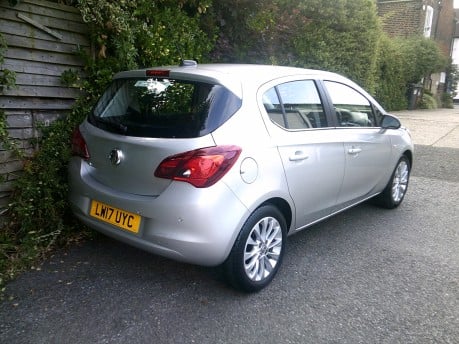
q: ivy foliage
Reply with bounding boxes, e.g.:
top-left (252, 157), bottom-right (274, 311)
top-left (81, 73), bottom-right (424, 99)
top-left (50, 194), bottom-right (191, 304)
top-left (78, 0), bottom-right (214, 71)
top-left (0, 33), bottom-right (18, 156)
top-left (0, 35), bottom-right (16, 92)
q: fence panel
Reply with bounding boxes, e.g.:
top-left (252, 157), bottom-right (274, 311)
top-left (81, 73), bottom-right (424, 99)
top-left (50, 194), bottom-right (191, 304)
top-left (0, 0), bottom-right (91, 215)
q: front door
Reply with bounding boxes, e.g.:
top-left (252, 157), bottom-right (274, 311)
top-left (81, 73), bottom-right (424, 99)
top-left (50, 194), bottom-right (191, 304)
top-left (323, 81), bottom-right (392, 206)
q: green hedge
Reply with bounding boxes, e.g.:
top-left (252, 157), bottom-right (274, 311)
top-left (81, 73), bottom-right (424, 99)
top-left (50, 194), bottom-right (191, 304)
top-left (209, 0), bottom-right (447, 110)
top-left (210, 0), bottom-right (381, 90)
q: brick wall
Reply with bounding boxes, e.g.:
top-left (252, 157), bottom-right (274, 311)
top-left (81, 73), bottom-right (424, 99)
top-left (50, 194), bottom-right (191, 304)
top-left (377, 0), bottom-right (425, 37)
top-left (377, 0), bottom-right (454, 48)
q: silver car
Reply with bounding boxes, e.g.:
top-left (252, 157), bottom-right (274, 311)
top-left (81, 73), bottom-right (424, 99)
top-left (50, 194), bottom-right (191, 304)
top-left (69, 62), bottom-right (413, 292)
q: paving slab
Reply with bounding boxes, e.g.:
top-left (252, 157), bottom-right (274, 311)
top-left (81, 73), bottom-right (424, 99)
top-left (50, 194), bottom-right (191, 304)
top-left (393, 108), bottom-right (459, 149)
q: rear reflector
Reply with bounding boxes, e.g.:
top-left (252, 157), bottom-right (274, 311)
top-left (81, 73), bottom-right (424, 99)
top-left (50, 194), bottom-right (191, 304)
top-left (146, 69), bottom-right (170, 77)
top-left (154, 146), bottom-right (242, 188)
top-left (71, 127), bottom-right (90, 160)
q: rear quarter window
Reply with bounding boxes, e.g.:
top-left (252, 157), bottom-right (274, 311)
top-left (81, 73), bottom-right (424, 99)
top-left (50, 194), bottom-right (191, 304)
top-left (89, 78), bottom-right (242, 138)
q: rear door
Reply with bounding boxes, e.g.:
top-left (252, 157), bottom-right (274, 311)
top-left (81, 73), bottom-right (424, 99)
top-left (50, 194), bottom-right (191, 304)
top-left (322, 81), bottom-right (392, 206)
top-left (261, 79), bottom-right (345, 228)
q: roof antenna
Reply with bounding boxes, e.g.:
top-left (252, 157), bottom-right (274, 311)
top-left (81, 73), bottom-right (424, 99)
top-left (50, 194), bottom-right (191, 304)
top-left (180, 60), bottom-right (198, 67)
top-left (175, 42), bottom-right (197, 67)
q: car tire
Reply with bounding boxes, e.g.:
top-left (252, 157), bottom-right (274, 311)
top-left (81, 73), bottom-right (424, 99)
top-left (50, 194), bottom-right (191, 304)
top-left (224, 205), bottom-right (287, 292)
top-left (375, 155), bottom-right (411, 209)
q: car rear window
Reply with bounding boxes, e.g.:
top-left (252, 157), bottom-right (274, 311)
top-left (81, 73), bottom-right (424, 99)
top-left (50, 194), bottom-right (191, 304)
top-left (89, 77), bottom-right (242, 138)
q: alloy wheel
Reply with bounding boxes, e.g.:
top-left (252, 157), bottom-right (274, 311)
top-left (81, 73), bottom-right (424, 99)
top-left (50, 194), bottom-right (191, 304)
top-left (391, 160), bottom-right (409, 203)
top-left (243, 216), bottom-right (283, 282)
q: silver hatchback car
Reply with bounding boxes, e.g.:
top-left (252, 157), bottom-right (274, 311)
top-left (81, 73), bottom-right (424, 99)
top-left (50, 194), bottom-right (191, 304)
top-left (69, 62), bottom-right (413, 292)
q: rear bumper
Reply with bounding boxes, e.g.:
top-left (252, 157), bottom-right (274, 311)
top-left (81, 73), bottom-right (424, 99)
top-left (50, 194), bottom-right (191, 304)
top-left (68, 158), bottom-right (249, 266)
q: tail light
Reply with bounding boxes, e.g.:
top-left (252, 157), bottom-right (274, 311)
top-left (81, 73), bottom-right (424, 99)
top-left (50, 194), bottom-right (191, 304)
top-left (71, 127), bottom-right (90, 160)
top-left (154, 145), bottom-right (241, 188)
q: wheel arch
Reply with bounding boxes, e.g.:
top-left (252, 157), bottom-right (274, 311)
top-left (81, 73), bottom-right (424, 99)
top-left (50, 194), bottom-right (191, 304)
top-left (258, 197), bottom-right (293, 232)
top-left (403, 149), bottom-right (413, 168)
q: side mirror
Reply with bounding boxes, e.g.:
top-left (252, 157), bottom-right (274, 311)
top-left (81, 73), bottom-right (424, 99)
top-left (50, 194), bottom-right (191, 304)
top-left (381, 114), bottom-right (401, 129)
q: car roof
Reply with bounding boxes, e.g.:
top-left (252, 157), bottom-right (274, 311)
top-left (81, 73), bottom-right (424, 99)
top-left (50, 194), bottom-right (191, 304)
top-left (113, 63), bottom-right (370, 104)
top-left (115, 63), bottom-right (342, 82)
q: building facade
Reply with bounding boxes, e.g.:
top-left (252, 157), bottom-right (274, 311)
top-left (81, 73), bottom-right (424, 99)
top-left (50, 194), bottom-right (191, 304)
top-left (377, 0), bottom-right (456, 100)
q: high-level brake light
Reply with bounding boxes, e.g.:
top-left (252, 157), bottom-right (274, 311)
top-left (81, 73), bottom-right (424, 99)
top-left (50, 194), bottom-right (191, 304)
top-left (146, 69), bottom-right (170, 77)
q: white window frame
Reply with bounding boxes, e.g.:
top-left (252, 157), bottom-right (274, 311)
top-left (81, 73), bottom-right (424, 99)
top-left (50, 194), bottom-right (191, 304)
top-left (424, 5), bottom-right (434, 38)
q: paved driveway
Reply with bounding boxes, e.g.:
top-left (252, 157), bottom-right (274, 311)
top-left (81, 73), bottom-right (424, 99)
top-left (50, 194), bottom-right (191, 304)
top-left (394, 108), bottom-right (459, 148)
top-left (1, 109), bottom-right (458, 344)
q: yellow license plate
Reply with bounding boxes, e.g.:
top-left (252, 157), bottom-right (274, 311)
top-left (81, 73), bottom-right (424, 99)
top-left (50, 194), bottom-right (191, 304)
top-left (89, 200), bottom-right (141, 233)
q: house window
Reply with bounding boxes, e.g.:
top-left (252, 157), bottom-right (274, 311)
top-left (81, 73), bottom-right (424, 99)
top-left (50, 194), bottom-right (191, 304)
top-left (424, 5), bottom-right (434, 38)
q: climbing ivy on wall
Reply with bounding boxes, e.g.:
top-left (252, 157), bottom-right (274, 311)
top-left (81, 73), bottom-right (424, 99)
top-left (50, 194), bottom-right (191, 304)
top-left (0, 33), bottom-right (18, 158)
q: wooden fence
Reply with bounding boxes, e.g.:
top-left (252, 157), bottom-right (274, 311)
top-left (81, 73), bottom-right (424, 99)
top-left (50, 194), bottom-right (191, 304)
top-left (0, 0), bottom-right (91, 216)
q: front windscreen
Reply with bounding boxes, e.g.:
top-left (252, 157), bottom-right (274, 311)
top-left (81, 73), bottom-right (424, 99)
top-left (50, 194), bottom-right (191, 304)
top-left (89, 77), bottom-right (242, 138)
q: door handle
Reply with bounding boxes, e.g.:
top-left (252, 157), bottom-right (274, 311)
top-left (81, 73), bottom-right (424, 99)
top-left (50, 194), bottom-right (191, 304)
top-left (347, 147), bottom-right (362, 154)
top-left (289, 151), bottom-right (309, 161)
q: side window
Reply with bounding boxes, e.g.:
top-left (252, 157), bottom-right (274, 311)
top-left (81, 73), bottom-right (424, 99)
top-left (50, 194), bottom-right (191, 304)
top-left (263, 80), bottom-right (327, 129)
top-left (324, 81), bottom-right (377, 127)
